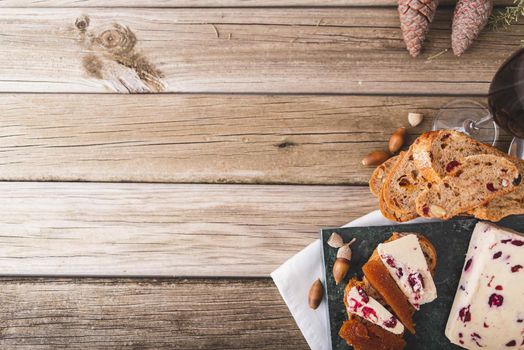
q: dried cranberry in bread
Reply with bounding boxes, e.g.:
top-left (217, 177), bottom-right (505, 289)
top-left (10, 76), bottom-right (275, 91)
top-left (339, 278), bottom-right (406, 350)
top-left (415, 154), bottom-right (520, 220)
top-left (370, 155), bottom-right (400, 197)
top-left (412, 129), bottom-right (524, 221)
top-left (380, 147), bottom-right (431, 216)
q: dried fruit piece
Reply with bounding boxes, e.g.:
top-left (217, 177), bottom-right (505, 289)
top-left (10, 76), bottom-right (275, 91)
top-left (362, 150), bottom-right (391, 166)
top-left (308, 278), bottom-right (324, 309)
top-left (451, 0), bottom-right (493, 56)
top-left (398, 0), bottom-right (439, 57)
top-left (408, 112), bottom-right (424, 127)
top-left (389, 127), bottom-right (406, 154)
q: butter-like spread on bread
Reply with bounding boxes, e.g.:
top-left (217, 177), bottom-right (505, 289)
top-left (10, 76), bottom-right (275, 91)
top-left (445, 222), bottom-right (524, 349)
top-left (377, 234), bottom-right (437, 310)
top-left (346, 285), bottom-right (404, 335)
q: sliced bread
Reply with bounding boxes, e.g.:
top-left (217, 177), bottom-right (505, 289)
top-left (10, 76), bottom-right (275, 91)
top-left (370, 155), bottom-right (400, 197)
top-left (380, 147), bottom-right (431, 216)
top-left (415, 154), bottom-right (520, 220)
top-left (412, 130), bottom-right (524, 221)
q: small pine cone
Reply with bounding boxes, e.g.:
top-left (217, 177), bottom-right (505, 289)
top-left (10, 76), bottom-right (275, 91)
top-left (398, 0), bottom-right (439, 57)
top-left (452, 0), bottom-right (493, 56)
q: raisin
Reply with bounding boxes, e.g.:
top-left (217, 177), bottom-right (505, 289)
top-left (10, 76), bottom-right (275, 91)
top-left (486, 183), bottom-right (496, 192)
top-left (493, 251), bottom-right (502, 259)
top-left (511, 265), bottom-right (522, 273)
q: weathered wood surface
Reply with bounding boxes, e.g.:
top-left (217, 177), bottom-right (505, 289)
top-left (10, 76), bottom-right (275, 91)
top-left (0, 277), bottom-right (307, 349)
top-left (0, 0), bottom-right (515, 6)
top-left (0, 94), bottom-right (470, 185)
top-left (0, 8), bottom-right (521, 94)
top-left (0, 182), bottom-right (375, 276)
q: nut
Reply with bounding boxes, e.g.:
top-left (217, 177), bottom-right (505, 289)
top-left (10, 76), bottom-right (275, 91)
top-left (327, 232), bottom-right (344, 248)
top-left (333, 238), bottom-right (356, 285)
top-left (502, 179), bottom-right (509, 187)
top-left (362, 150), bottom-right (391, 167)
top-left (308, 278), bottom-right (324, 309)
top-left (408, 113), bottom-right (424, 127)
top-left (430, 204), bottom-right (447, 218)
top-left (388, 127), bottom-right (406, 154)
top-left (333, 258), bottom-right (350, 285)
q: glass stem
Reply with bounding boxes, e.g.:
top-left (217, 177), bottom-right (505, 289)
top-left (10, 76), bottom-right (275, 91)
top-left (464, 113), bottom-right (493, 134)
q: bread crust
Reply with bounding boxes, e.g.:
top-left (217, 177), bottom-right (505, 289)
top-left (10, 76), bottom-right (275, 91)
top-left (370, 155), bottom-right (400, 197)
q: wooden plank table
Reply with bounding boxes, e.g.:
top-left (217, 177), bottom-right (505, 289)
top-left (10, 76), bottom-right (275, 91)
top-left (0, 1), bottom-right (521, 348)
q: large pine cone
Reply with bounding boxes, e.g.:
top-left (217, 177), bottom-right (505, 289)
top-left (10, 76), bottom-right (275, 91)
top-left (452, 0), bottom-right (493, 56)
top-left (398, 0), bottom-right (439, 57)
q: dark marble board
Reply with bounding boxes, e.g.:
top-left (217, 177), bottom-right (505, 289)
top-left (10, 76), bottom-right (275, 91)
top-left (321, 216), bottom-right (524, 350)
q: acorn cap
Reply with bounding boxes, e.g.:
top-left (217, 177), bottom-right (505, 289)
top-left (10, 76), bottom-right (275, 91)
top-left (327, 232), bottom-right (344, 248)
top-left (336, 238), bottom-right (356, 260)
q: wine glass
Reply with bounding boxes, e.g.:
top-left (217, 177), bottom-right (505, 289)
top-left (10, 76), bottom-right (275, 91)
top-left (432, 48), bottom-right (524, 158)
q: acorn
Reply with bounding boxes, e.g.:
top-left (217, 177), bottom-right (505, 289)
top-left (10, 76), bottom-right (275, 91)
top-left (308, 278), bottom-right (324, 309)
top-left (361, 150), bottom-right (390, 167)
top-left (388, 127), bottom-right (406, 154)
top-left (333, 238), bottom-right (357, 285)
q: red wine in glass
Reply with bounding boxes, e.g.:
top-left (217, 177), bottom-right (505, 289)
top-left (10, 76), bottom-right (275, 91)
top-left (489, 48), bottom-right (524, 139)
top-left (433, 48), bottom-right (524, 158)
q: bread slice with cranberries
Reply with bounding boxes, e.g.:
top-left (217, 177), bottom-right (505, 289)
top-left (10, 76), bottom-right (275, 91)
top-left (370, 155), bottom-right (400, 197)
top-left (415, 154), bottom-right (520, 220)
top-left (412, 129), bottom-right (524, 221)
top-left (380, 148), bottom-right (431, 218)
top-left (339, 278), bottom-right (406, 350)
top-left (362, 233), bottom-right (438, 335)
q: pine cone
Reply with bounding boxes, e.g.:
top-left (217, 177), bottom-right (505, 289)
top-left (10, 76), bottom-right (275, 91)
top-left (398, 0), bottom-right (439, 57)
top-left (452, 0), bottom-right (493, 56)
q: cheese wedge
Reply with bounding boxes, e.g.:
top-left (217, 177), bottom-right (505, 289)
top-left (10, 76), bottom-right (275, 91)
top-left (345, 285), bottom-right (405, 335)
top-left (377, 234), bottom-right (437, 310)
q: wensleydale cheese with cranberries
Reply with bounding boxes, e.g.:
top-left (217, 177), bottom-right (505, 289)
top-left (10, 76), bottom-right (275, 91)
top-left (346, 285), bottom-right (405, 335)
top-left (377, 234), bottom-right (437, 309)
top-left (445, 222), bottom-right (524, 349)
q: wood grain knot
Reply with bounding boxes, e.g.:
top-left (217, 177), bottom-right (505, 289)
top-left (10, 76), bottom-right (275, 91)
top-left (277, 141), bottom-right (296, 149)
top-left (75, 15), bottom-right (90, 32)
top-left (76, 18), bottom-right (166, 93)
top-left (96, 24), bottom-right (136, 55)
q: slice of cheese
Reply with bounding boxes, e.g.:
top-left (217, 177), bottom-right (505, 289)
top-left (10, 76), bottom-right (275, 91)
top-left (346, 285), bottom-right (404, 335)
top-left (445, 222), bottom-right (524, 349)
top-left (377, 234), bottom-right (437, 310)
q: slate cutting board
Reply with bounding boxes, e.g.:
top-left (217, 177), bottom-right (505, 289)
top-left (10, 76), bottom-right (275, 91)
top-left (321, 216), bottom-right (524, 350)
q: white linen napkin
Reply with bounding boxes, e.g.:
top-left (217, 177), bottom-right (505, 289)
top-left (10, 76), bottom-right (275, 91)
top-left (270, 210), bottom-right (437, 350)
